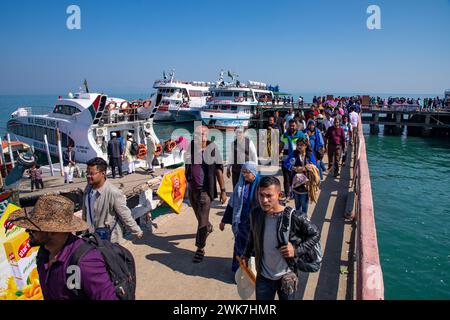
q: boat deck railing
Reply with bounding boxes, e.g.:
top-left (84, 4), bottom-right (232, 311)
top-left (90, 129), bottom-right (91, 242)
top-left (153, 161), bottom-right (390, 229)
top-left (352, 115), bottom-right (384, 300)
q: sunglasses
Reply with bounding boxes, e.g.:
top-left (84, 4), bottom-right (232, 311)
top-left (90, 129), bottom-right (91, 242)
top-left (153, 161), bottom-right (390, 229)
top-left (4, 208), bottom-right (42, 232)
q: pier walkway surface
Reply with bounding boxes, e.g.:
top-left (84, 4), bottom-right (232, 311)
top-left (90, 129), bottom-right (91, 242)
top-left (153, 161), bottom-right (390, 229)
top-left (16, 151), bottom-right (357, 300)
top-left (125, 151), bottom-right (357, 300)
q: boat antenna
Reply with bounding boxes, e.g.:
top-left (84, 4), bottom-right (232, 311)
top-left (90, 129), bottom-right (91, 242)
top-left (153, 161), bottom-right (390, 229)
top-left (83, 78), bottom-right (90, 93)
top-left (169, 69), bottom-right (175, 83)
top-left (163, 71), bottom-right (167, 80)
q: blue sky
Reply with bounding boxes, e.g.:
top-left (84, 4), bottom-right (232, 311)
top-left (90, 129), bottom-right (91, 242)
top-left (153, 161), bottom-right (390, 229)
top-left (0, 0), bottom-right (449, 95)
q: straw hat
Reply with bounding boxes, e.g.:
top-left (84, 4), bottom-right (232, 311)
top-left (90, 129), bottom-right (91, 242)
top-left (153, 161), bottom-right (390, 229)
top-left (8, 195), bottom-right (88, 232)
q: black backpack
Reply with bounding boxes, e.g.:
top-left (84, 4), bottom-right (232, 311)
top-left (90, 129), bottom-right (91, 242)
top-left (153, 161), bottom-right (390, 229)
top-left (68, 233), bottom-right (136, 300)
top-left (130, 141), bottom-right (139, 156)
top-left (278, 207), bottom-right (322, 273)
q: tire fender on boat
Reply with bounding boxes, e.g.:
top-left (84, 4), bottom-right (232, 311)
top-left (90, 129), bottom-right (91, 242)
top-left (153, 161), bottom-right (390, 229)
top-left (143, 100), bottom-right (152, 108)
top-left (164, 140), bottom-right (177, 153)
top-left (120, 101), bottom-right (130, 110)
top-left (154, 144), bottom-right (163, 156)
top-left (137, 144), bottom-right (147, 159)
top-left (107, 101), bottom-right (117, 110)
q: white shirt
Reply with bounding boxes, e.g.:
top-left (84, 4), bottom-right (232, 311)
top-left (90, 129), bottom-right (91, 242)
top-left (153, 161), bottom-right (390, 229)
top-left (324, 117), bottom-right (334, 131)
top-left (349, 111), bottom-right (359, 127)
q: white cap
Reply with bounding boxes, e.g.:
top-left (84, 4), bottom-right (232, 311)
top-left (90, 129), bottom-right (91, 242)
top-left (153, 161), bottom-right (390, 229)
top-left (127, 132), bottom-right (133, 137)
top-left (111, 132), bottom-right (117, 137)
top-left (144, 129), bottom-right (151, 134)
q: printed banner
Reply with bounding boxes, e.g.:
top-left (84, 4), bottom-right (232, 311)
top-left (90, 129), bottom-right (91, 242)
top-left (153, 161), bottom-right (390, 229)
top-left (0, 196), bottom-right (42, 300)
top-left (156, 168), bottom-right (187, 214)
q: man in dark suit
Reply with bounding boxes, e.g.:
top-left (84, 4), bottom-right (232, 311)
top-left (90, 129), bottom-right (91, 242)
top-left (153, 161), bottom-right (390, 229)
top-left (107, 132), bottom-right (123, 179)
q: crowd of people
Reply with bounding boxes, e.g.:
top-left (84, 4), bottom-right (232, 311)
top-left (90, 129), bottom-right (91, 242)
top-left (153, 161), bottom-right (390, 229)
top-left (370, 96), bottom-right (449, 111)
top-left (8, 97), bottom-right (363, 301)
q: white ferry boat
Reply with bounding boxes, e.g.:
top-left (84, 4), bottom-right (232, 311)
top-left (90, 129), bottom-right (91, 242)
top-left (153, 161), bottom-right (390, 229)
top-left (152, 71), bottom-right (212, 122)
top-left (6, 87), bottom-right (185, 169)
top-left (200, 72), bottom-right (274, 130)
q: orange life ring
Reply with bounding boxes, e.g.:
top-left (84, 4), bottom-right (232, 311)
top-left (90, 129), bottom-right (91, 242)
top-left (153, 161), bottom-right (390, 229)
top-left (137, 144), bottom-right (147, 159)
top-left (143, 100), bottom-right (152, 108)
top-left (120, 101), bottom-right (130, 110)
top-left (108, 101), bottom-right (117, 110)
top-left (131, 101), bottom-right (140, 109)
top-left (164, 140), bottom-right (177, 153)
top-left (154, 144), bottom-right (163, 156)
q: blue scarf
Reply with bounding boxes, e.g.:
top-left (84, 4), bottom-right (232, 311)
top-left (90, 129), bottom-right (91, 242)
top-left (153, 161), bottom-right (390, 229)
top-left (231, 162), bottom-right (260, 235)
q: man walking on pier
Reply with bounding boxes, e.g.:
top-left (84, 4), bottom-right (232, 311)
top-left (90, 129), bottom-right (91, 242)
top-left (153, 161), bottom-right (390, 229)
top-left (242, 176), bottom-right (320, 300)
top-left (185, 125), bottom-right (227, 263)
top-left (324, 117), bottom-right (346, 177)
top-left (63, 145), bottom-right (76, 184)
top-left (349, 107), bottom-right (359, 144)
top-left (82, 157), bottom-right (143, 243)
top-left (227, 126), bottom-right (257, 189)
top-left (107, 132), bottom-right (123, 179)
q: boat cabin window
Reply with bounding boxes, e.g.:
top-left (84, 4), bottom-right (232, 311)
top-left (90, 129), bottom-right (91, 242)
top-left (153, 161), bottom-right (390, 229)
top-left (189, 90), bottom-right (203, 97)
top-left (7, 123), bottom-right (74, 147)
top-left (53, 105), bottom-right (81, 116)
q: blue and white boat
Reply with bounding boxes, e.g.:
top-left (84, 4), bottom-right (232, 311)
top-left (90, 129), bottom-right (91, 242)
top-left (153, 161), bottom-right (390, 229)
top-left (200, 72), bottom-right (274, 130)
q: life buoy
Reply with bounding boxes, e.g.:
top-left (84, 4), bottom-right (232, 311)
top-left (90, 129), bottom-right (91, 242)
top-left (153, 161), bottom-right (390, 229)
top-left (154, 144), bottom-right (163, 156)
top-left (143, 100), bottom-right (152, 108)
top-left (120, 101), bottom-right (130, 110)
top-left (137, 144), bottom-right (147, 159)
top-left (131, 101), bottom-right (140, 109)
top-left (108, 101), bottom-right (117, 110)
top-left (164, 139), bottom-right (177, 153)
top-left (234, 97), bottom-right (240, 102)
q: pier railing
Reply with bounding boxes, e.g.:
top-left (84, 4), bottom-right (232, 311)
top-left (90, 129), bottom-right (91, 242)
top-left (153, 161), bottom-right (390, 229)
top-left (352, 115), bottom-right (384, 300)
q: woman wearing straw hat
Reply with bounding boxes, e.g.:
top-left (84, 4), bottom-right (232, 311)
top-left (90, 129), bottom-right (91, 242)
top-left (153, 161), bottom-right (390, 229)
top-left (7, 195), bottom-right (118, 300)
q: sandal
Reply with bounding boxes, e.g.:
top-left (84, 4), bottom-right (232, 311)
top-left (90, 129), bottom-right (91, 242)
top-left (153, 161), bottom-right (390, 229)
top-left (193, 249), bottom-right (205, 263)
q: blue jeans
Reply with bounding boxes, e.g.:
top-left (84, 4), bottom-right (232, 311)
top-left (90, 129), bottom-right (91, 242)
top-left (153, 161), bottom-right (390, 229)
top-left (318, 160), bottom-right (326, 180)
top-left (255, 274), bottom-right (296, 300)
top-left (293, 193), bottom-right (308, 216)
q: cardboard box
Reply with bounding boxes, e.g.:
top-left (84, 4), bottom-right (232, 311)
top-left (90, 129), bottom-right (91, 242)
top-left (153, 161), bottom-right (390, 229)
top-left (3, 232), bottom-right (38, 289)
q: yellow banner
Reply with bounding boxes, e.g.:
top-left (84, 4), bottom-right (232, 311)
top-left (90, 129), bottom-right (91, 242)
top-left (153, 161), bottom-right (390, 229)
top-left (0, 201), bottom-right (42, 300)
top-left (156, 168), bottom-right (187, 214)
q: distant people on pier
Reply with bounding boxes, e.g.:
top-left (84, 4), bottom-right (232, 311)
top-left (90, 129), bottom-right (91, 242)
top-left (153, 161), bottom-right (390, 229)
top-left (107, 132), bottom-right (124, 179)
top-left (265, 116), bottom-right (281, 158)
top-left (283, 108), bottom-right (295, 132)
top-left (304, 119), bottom-right (326, 181)
top-left (349, 107), bottom-right (359, 143)
top-left (227, 126), bottom-right (257, 189)
top-left (29, 163), bottom-right (44, 191)
top-left (123, 132), bottom-right (137, 174)
top-left (82, 157), bottom-right (144, 243)
top-left (63, 145), bottom-right (76, 184)
top-left (184, 125), bottom-right (227, 263)
top-left (144, 129), bottom-right (156, 174)
top-left (279, 119), bottom-right (307, 199)
top-left (341, 115), bottom-right (352, 166)
top-left (241, 176), bottom-right (320, 301)
top-left (324, 117), bottom-right (346, 178)
top-left (220, 162), bottom-right (260, 273)
top-left (298, 96), bottom-right (304, 108)
top-left (274, 111), bottom-right (285, 136)
top-left (289, 137), bottom-right (319, 216)
top-left (324, 111), bottom-right (334, 132)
